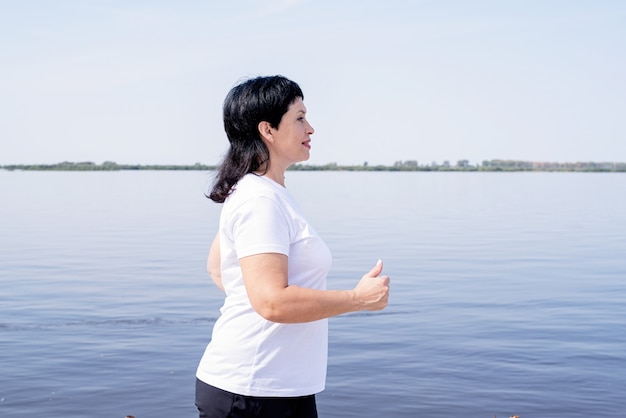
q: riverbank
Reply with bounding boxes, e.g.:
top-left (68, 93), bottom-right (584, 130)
top-left (2, 160), bottom-right (626, 172)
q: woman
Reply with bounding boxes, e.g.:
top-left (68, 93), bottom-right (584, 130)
top-left (195, 75), bottom-right (390, 418)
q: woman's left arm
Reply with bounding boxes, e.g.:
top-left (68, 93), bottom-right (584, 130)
top-left (240, 252), bottom-right (389, 323)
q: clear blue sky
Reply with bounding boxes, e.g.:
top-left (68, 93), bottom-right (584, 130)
top-left (2, 0), bottom-right (625, 166)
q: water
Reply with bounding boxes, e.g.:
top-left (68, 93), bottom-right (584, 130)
top-left (1, 170), bottom-right (625, 417)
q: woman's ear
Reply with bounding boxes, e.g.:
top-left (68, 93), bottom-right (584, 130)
top-left (258, 121), bottom-right (274, 143)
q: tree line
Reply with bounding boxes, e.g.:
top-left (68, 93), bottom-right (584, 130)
top-left (0, 161), bottom-right (215, 171)
top-left (2, 160), bottom-right (626, 172)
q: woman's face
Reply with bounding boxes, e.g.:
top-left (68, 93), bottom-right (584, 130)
top-left (268, 98), bottom-right (315, 166)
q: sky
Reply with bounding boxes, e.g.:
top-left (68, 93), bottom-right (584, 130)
top-left (1, 0), bottom-right (625, 166)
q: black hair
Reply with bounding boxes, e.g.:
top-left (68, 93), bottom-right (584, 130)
top-left (208, 75), bottom-right (304, 203)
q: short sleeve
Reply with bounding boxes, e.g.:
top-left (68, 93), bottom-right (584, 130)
top-left (231, 195), bottom-right (290, 259)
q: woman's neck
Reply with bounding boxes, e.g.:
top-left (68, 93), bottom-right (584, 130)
top-left (255, 162), bottom-right (287, 187)
top-left (262, 168), bottom-right (286, 187)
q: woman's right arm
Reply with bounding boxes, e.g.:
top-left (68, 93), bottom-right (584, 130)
top-left (207, 232), bottom-right (224, 291)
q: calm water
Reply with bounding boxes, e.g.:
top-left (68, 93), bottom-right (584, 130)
top-left (1, 170), bottom-right (625, 418)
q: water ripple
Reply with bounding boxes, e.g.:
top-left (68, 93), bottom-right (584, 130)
top-left (0, 316), bottom-right (217, 331)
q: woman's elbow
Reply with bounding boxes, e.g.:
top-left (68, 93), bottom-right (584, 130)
top-left (208, 268), bottom-right (224, 291)
top-left (253, 301), bottom-right (291, 323)
top-left (207, 265), bottom-right (219, 280)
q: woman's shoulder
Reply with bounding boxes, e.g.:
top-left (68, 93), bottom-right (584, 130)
top-left (226, 174), bottom-right (281, 205)
top-left (237, 174), bottom-right (276, 194)
top-left (222, 175), bottom-right (292, 225)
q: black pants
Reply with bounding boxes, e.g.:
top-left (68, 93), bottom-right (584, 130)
top-left (195, 378), bottom-right (318, 418)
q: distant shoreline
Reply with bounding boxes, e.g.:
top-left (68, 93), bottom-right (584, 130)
top-left (2, 160), bottom-right (626, 172)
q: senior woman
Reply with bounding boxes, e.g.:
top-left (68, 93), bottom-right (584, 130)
top-left (195, 75), bottom-right (390, 418)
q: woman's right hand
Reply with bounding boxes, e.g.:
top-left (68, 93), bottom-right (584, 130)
top-left (353, 260), bottom-right (390, 311)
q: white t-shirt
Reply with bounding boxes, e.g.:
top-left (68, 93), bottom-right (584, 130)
top-left (196, 174), bottom-right (332, 397)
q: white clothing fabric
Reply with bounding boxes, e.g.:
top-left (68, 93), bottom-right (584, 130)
top-left (196, 174), bottom-right (332, 397)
